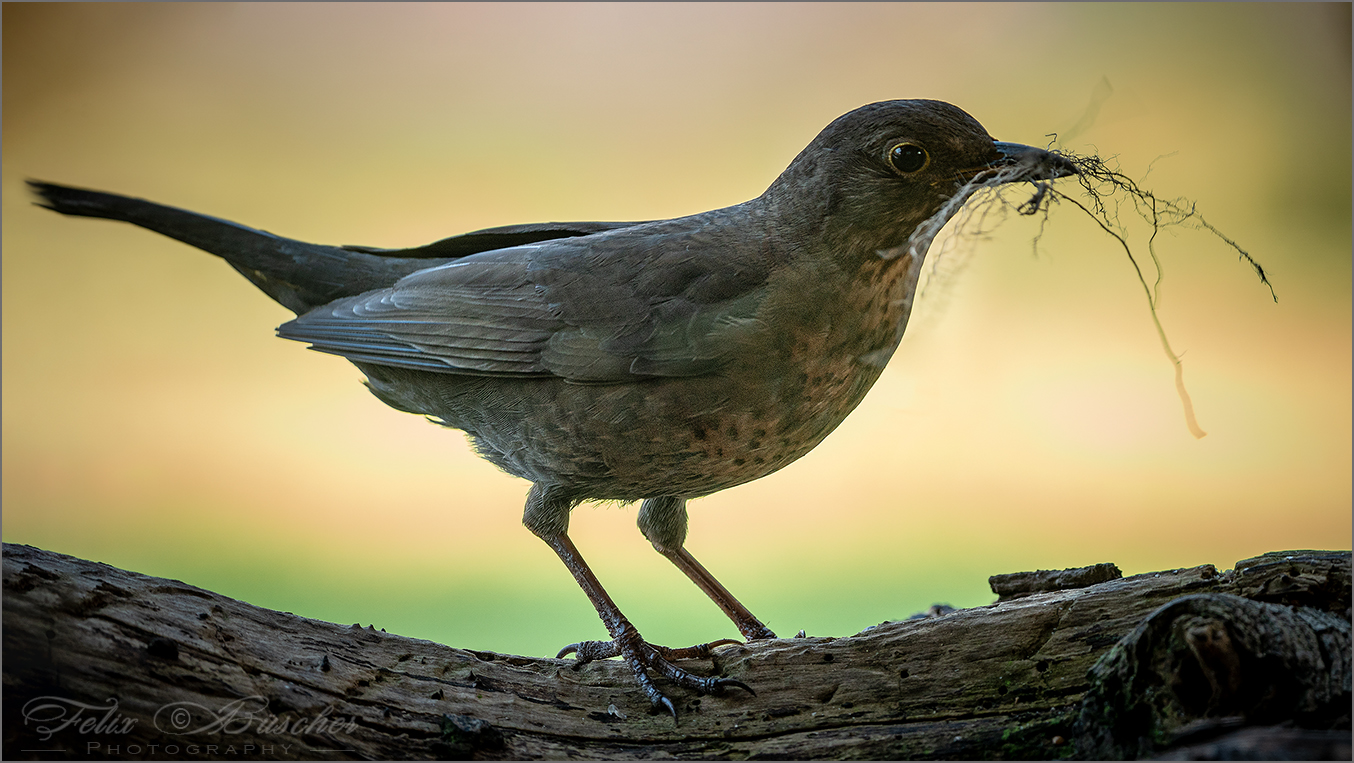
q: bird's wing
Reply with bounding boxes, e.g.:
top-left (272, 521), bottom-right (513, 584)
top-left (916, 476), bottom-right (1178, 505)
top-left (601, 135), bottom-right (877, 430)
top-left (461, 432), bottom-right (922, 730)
top-left (278, 219), bottom-right (773, 381)
top-left (340, 221), bottom-right (650, 259)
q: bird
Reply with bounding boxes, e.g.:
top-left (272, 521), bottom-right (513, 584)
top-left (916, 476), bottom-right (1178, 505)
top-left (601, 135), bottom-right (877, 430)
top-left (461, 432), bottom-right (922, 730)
top-left (30, 99), bottom-right (1076, 717)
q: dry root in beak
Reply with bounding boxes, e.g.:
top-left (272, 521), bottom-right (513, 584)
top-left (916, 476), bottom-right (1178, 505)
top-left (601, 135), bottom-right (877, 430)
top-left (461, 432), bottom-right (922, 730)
top-left (922, 146), bottom-right (1276, 440)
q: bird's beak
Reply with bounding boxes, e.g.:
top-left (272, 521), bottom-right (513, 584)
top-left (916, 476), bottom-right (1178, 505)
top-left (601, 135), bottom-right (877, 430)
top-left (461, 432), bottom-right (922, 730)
top-left (988, 141), bottom-right (1078, 182)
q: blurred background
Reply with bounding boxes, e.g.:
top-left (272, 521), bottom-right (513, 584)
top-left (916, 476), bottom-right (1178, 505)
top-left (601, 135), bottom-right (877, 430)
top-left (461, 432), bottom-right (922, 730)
top-left (4, 3), bottom-right (1349, 658)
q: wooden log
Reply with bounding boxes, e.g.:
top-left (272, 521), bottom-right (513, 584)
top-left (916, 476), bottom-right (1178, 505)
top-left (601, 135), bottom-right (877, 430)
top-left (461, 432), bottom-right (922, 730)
top-left (3, 544), bottom-right (1348, 760)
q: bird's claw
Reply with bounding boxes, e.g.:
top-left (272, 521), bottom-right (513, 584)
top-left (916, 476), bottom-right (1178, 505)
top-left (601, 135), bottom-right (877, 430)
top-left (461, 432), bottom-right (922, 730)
top-left (556, 639), bottom-right (615, 662)
top-left (718, 677), bottom-right (756, 696)
top-left (642, 644), bottom-right (756, 697)
top-left (556, 635), bottom-right (755, 720)
top-left (557, 637), bottom-right (742, 664)
top-left (651, 694), bottom-right (677, 719)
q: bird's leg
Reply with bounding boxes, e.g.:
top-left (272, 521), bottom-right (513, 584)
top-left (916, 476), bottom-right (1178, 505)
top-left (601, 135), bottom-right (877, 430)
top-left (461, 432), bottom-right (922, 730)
top-left (638, 496), bottom-right (777, 641)
top-left (660, 546), bottom-right (778, 641)
top-left (523, 485), bottom-right (753, 717)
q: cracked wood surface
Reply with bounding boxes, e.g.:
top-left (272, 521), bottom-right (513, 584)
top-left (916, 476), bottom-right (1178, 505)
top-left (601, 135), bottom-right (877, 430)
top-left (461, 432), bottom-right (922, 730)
top-left (2, 543), bottom-right (1347, 759)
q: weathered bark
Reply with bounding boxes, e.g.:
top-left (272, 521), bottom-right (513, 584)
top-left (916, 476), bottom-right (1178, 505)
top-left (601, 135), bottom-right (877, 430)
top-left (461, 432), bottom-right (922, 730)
top-left (1076, 593), bottom-right (1350, 759)
top-left (3, 544), bottom-right (1348, 760)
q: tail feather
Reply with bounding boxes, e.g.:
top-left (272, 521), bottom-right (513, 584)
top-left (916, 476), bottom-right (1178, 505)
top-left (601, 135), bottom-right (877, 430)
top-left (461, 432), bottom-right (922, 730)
top-left (28, 180), bottom-right (454, 315)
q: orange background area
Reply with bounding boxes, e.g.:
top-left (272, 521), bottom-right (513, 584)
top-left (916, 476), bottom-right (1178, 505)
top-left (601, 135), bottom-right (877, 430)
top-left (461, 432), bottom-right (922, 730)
top-left (4, 3), bottom-right (1350, 657)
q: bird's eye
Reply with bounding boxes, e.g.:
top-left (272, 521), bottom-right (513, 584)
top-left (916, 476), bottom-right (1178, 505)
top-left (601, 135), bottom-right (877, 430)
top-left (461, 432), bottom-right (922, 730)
top-left (888, 143), bottom-right (929, 174)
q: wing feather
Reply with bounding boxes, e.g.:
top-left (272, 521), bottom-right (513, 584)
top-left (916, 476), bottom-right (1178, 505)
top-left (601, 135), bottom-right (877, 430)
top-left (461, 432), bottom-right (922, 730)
top-left (278, 210), bottom-right (776, 382)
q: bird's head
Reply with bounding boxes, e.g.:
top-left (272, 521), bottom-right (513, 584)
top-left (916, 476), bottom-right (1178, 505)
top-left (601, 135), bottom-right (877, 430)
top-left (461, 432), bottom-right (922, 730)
top-left (766, 99), bottom-right (1075, 258)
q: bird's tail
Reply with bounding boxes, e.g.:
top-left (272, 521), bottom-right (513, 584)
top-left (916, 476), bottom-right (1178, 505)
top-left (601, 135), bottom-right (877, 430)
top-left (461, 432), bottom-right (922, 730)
top-left (28, 180), bottom-right (451, 315)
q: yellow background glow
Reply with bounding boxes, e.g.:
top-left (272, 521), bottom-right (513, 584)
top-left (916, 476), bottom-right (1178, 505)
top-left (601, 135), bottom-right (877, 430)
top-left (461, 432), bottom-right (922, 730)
top-left (4, 3), bottom-right (1349, 657)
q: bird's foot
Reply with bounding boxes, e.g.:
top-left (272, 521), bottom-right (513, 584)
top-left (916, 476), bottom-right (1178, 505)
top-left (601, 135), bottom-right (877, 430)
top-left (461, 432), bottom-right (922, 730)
top-left (558, 637), bottom-right (743, 662)
top-left (557, 637), bottom-right (753, 718)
